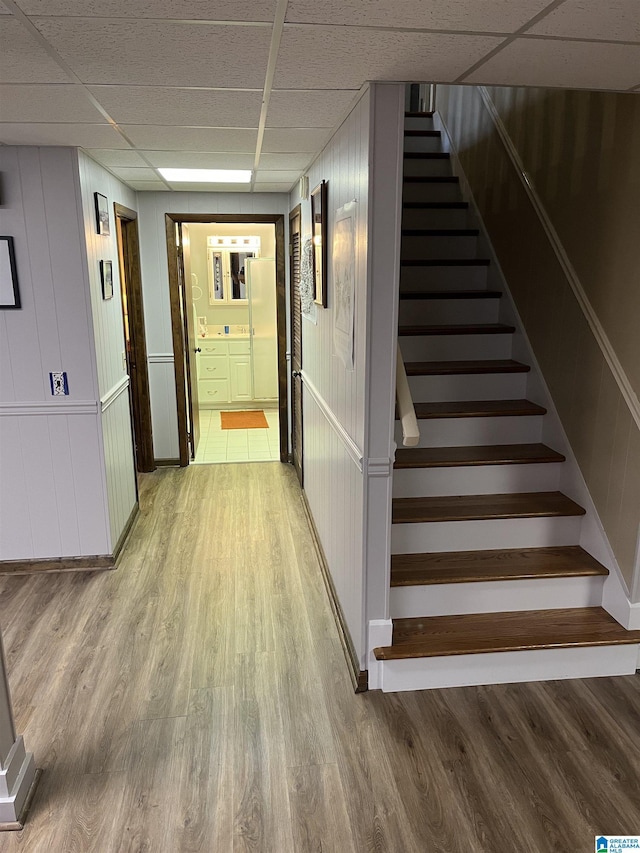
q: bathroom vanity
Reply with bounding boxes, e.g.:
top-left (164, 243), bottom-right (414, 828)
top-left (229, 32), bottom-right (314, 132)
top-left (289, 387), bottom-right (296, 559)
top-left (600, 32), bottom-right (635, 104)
top-left (197, 336), bottom-right (252, 406)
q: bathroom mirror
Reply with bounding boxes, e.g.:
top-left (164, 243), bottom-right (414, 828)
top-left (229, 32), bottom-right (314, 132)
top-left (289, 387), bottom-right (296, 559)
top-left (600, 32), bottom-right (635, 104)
top-left (207, 236), bottom-right (261, 305)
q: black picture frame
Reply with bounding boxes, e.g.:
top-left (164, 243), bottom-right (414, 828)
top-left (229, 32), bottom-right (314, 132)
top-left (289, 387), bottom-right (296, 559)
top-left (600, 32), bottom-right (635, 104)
top-left (0, 236), bottom-right (20, 309)
top-left (100, 260), bottom-right (113, 300)
top-left (95, 192), bottom-right (110, 236)
top-left (311, 180), bottom-right (328, 308)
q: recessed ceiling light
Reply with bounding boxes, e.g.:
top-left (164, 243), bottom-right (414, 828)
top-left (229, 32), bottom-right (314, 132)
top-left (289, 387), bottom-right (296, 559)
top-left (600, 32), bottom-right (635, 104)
top-left (158, 168), bottom-right (252, 183)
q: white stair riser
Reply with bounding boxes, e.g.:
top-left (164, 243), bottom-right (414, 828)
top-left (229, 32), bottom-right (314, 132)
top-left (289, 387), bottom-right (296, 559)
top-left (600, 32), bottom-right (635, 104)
top-left (404, 135), bottom-right (442, 153)
top-left (400, 265), bottom-right (488, 291)
top-left (402, 207), bottom-right (470, 229)
top-left (394, 415), bottom-right (543, 447)
top-left (389, 575), bottom-right (604, 618)
top-left (398, 298), bottom-right (500, 325)
top-left (403, 181), bottom-right (461, 203)
top-left (405, 117), bottom-right (435, 131)
top-left (391, 515), bottom-right (583, 554)
top-left (400, 333), bottom-right (512, 362)
top-left (378, 644), bottom-right (639, 692)
top-left (392, 462), bottom-right (563, 498)
top-left (408, 372), bottom-right (527, 402)
top-left (401, 235), bottom-right (478, 260)
top-left (404, 158), bottom-right (452, 177)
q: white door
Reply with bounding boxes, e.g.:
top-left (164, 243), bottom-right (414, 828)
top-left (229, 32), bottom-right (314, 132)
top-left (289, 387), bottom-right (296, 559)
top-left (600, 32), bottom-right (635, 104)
top-left (246, 257), bottom-right (278, 400)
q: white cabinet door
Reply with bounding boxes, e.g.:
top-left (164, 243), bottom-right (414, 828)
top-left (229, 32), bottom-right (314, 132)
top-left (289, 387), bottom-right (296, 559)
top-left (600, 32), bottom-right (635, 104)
top-left (229, 355), bottom-right (252, 401)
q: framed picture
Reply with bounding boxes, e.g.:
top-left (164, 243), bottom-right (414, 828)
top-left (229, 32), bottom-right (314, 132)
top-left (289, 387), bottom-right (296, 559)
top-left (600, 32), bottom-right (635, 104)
top-left (94, 192), bottom-right (110, 236)
top-left (100, 260), bottom-right (113, 300)
top-left (0, 236), bottom-right (20, 309)
top-left (311, 180), bottom-right (328, 307)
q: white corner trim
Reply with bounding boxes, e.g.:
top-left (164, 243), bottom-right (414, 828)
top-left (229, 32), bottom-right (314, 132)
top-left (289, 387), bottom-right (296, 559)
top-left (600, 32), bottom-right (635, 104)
top-left (366, 457), bottom-right (393, 478)
top-left (477, 86), bottom-right (640, 433)
top-left (301, 371), bottom-right (364, 471)
top-left (367, 619), bottom-right (393, 690)
top-left (147, 353), bottom-right (175, 364)
top-left (100, 376), bottom-right (130, 413)
top-left (0, 400), bottom-right (98, 416)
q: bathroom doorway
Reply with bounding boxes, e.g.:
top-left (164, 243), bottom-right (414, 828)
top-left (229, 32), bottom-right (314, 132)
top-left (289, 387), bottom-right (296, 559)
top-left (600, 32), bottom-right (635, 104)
top-left (165, 214), bottom-right (288, 466)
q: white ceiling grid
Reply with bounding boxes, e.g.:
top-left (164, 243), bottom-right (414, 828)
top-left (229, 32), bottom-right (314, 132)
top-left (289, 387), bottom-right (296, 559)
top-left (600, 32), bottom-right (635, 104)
top-left (0, 0), bottom-right (638, 193)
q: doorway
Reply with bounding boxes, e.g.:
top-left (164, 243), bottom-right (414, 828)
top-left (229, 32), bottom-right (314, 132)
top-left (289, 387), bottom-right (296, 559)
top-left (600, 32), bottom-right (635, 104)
top-left (165, 214), bottom-right (288, 467)
top-left (289, 205), bottom-right (303, 485)
top-left (114, 203), bottom-right (155, 473)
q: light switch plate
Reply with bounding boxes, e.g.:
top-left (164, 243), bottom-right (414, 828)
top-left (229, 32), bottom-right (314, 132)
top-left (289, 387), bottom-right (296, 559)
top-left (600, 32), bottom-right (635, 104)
top-left (50, 372), bottom-right (69, 395)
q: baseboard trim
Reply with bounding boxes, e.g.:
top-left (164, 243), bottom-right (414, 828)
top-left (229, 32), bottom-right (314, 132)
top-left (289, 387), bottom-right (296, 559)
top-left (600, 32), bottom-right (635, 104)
top-left (113, 503), bottom-right (140, 563)
top-left (154, 458), bottom-right (180, 467)
top-left (300, 490), bottom-right (368, 693)
top-left (0, 768), bottom-right (42, 833)
top-left (0, 554), bottom-right (114, 575)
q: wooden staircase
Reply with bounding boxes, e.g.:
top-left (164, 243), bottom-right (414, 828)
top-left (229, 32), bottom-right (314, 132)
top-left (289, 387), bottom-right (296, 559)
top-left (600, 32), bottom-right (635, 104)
top-left (373, 111), bottom-right (640, 691)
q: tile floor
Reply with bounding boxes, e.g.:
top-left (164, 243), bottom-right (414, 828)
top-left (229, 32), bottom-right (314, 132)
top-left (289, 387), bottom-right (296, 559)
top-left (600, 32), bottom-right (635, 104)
top-left (193, 407), bottom-right (281, 464)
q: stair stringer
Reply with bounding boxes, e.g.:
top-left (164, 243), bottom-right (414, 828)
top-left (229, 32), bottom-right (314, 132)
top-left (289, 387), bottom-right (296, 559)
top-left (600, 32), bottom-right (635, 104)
top-left (432, 109), bottom-right (639, 632)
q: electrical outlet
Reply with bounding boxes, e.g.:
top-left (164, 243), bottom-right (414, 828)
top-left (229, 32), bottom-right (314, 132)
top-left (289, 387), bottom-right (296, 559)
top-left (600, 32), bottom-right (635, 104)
top-left (50, 372), bottom-right (69, 396)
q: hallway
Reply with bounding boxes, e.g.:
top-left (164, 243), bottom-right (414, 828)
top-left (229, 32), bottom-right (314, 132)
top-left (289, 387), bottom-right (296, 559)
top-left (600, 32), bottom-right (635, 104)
top-left (0, 463), bottom-right (638, 851)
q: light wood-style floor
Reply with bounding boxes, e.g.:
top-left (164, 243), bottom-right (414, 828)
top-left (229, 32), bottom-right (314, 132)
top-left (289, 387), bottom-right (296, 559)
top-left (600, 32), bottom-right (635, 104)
top-left (0, 463), bottom-right (639, 852)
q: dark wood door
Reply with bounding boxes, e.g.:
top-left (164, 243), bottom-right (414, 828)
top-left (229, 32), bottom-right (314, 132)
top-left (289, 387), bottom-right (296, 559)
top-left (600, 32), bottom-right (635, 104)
top-left (289, 207), bottom-right (303, 484)
top-left (177, 224), bottom-right (200, 460)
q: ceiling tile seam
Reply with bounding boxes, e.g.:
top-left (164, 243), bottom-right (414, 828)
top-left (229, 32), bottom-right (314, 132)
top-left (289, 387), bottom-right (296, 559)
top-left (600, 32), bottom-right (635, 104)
top-left (520, 34), bottom-right (640, 47)
top-left (453, 0), bottom-right (570, 83)
top-left (1, 0), bottom-right (173, 190)
top-left (251, 0), bottom-right (289, 190)
top-left (23, 17), bottom-right (273, 27)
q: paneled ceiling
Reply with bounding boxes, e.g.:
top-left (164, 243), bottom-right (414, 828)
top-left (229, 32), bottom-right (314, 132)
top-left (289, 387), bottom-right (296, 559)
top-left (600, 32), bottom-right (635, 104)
top-left (1, 0), bottom-right (638, 192)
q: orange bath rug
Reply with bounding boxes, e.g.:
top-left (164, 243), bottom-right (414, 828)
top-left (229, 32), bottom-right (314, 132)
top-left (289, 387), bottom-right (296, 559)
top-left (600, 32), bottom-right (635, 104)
top-left (220, 410), bottom-right (269, 430)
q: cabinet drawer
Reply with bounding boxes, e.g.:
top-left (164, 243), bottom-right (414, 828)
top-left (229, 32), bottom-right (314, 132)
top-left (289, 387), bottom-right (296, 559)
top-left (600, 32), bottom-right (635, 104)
top-left (198, 378), bottom-right (229, 404)
top-left (199, 340), bottom-right (229, 356)
top-left (199, 354), bottom-right (229, 380)
top-left (228, 339), bottom-right (250, 355)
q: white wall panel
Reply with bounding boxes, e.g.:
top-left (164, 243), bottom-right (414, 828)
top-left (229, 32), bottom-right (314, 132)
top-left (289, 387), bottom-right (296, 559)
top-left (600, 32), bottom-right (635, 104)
top-left (100, 386), bottom-right (136, 548)
top-left (136, 190), bottom-right (290, 460)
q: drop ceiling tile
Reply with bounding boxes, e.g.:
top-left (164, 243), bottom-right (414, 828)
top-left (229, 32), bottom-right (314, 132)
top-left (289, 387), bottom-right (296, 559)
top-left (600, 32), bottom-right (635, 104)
top-left (0, 84), bottom-right (104, 123)
top-left (88, 86), bottom-right (262, 127)
top-left (30, 19), bottom-right (271, 87)
top-left (252, 182), bottom-right (295, 192)
top-left (85, 148), bottom-right (149, 167)
top-left (274, 26), bottom-right (503, 89)
top-left (0, 18), bottom-right (70, 83)
top-left (126, 180), bottom-right (170, 191)
top-left (262, 127), bottom-right (331, 152)
top-left (121, 126), bottom-right (258, 151)
top-left (17, 0), bottom-right (277, 20)
top-left (285, 0), bottom-right (551, 32)
top-left (0, 122), bottom-right (129, 147)
top-left (109, 166), bottom-right (160, 181)
top-left (258, 152), bottom-right (312, 170)
top-left (267, 89), bottom-right (359, 127)
top-left (528, 0), bottom-right (640, 42)
top-left (465, 38), bottom-right (640, 90)
top-left (255, 170), bottom-right (303, 183)
top-left (143, 150), bottom-right (255, 169)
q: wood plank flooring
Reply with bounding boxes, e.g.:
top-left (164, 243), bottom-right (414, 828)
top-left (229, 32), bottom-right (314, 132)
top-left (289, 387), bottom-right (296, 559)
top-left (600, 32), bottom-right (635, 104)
top-left (0, 463), bottom-right (638, 851)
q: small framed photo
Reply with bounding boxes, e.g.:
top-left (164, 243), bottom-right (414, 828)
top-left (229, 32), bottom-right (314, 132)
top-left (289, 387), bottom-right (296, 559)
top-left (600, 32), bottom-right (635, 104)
top-left (0, 236), bottom-right (20, 309)
top-left (311, 180), bottom-right (328, 307)
top-left (94, 192), bottom-right (110, 235)
top-left (100, 260), bottom-right (113, 300)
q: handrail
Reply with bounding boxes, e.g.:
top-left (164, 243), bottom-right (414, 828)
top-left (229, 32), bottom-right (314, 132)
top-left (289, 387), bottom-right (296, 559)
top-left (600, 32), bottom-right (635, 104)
top-left (396, 343), bottom-right (419, 447)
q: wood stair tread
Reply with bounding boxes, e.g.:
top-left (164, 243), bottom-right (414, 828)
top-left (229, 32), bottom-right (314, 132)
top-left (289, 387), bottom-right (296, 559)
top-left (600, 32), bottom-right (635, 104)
top-left (373, 607), bottom-right (640, 660)
top-left (402, 228), bottom-right (479, 236)
top-left (394, 443), bottom-right (565, 469)
top-left (399, 323), bottom-right (514, 336)
top-left (405, 359), bottom-right (530, 376)
top-left (390, 546), bottom-right (608, 586)
top-left (410, 399), bottom-right (545, 418)
top-left (401, 258), bottom-right (490, 266)
top-left (399, 290), bottom-right (502, 300)
top-left (392, 491), bottom-right (586, 524)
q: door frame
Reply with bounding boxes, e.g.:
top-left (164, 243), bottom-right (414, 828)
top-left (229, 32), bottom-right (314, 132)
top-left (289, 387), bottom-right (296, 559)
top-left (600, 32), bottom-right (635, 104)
top-left (164, 213), bottom-right (288, 466)
top-left (114, 202), bottom-right (155, 473)
top-left (289, 204), bottom-right (303, 484)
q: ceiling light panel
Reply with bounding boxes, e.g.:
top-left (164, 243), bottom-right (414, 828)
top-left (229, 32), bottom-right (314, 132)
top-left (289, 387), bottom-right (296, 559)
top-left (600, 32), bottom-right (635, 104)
top-left (158, 168), bottom-right (252, 182)
top-left (284, 0), bottom-right (551, 33)
top-left (266, 89), bottom-right (359, 127)
top-left (30, 19), bottom-right (272, 87)
top-left (87, 87), bottom-right (263, 127)
top-left (16, 0), bottom-right (278, 20)
top-left (465, 39), bottom-right (640, 90)
top-left (274, 27), bottom-right (503, 89)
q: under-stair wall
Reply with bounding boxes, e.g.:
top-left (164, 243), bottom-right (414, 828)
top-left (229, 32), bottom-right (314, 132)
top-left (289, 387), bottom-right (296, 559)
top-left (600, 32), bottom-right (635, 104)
top-left (435, 85), bottom-right (640, 623)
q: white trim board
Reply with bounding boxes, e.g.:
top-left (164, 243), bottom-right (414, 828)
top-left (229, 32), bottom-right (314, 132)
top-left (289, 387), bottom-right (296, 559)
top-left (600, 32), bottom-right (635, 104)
top-left (0, 400), bottom-right (98, 416)
top-left (477, 86), bottom-right (640, 434)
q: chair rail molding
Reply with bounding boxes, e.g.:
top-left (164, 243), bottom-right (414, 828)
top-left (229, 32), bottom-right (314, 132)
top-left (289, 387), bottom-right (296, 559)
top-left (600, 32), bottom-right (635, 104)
top-left (0, 401), bottom-right (98, 417)
top-left (301, 370), bottom-right (364, 472)
top-left (100, 376), bottom-right (130, 413)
